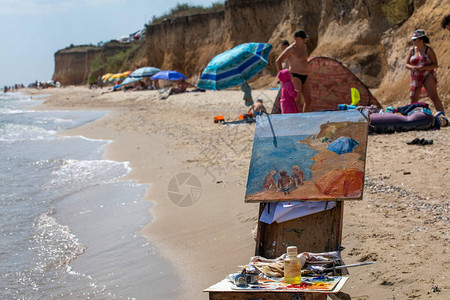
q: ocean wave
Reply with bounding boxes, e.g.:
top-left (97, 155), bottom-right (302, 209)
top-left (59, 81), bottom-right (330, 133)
top-left (46, 159), bottom-right (131, 192)
top-left (0, 122), bottom-right (57, 141)
top-left (32, 209), bottom-right (86, 270)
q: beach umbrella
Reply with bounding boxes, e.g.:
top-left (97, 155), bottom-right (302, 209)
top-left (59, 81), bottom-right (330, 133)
top-left (315, 168), bottom-right (364, 197)
top-left (130, 67), bottom-right (161, 78)
top-left (106, 72), bottom-right (129, 83)
top-left (121, 76), bottom-right (143, 86)
top-left (102, 73), bottom-right (113, 82)
top-left (196, 42), bottom-right (272, 91)
top-left (121, 71), bottom-right (132, 77)
top-left (327, 136), bottom-right (359, 155)
top-left (151, 70), bottom-right (187, 81)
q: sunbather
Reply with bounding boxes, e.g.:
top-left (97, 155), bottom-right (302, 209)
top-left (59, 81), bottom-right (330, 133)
top-left (168, 79), bottom-right (190, 96)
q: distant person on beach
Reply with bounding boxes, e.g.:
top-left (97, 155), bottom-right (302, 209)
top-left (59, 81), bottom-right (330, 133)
top-left (134, 80), bottom-right (147, 91)
top-left (101, 82), bottom-right (123, 94)
top-left (272, 40), bottom-right (290, 114)
top-left (168, 78), bottom-right (191, 95)
top-left (276, 30), bottom-right (312, 113)
top-left (442, 14), bottom-right (450, 32)
top-left (405, 29), bottom-right (444, 113)
top-left (161, 78), bottom-right (195, 99)
top-left (88, 73), bottom-right (97, 89)
top-left (97, 75), bottom-right (103, 89)
top-left (264, 170), bottom-right (277, 190)
top-left (278, 69), bottom-right (299, 114)
top-left (247, 98), bottom-right (267, 117)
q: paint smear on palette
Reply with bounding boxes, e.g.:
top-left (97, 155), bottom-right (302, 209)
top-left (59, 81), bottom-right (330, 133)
top-left (231, 276), bottom-right (342, 291)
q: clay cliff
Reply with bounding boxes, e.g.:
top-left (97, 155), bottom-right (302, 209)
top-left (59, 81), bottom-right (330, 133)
top-left (53, 0), bottom-right (449, 109)
top-left (53, 42), bottom-right (135, 85)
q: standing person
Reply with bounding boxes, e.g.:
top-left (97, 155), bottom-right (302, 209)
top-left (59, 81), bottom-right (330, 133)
top-left (405, 29), bottom-right (444, 113)
top-left (442, 14), bottom-right (450, 32)
top-left (271, 40), bottom-right (290, 114)
top-left (87, 73), bottom-right (96, 89)
top-left (97, 75), bottom-right (103, 89)
top-left (276, 30), bottom-right (312, 113)
top-left (277, 69), bottom-right (299, 114)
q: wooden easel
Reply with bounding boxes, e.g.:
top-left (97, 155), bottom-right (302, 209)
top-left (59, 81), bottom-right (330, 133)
top-left (206, 111), bottom-right (368, 299)
top-left (255, 201), bottom-right (344, 258)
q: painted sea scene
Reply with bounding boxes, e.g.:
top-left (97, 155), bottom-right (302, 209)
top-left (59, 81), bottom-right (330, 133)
top-left (245, 110), bottom-right (369, 202)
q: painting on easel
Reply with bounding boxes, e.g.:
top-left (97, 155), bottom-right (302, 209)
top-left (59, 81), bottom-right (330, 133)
top-left (245, 110), bottom-right (369, 202)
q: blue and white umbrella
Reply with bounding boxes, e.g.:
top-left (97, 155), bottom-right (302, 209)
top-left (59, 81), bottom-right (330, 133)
top-left (150, 70), bottom-right (187, 81)
top-left (121, 76), bottom-right (143, 86)
top-left (197, 42), bottom-right (272, 91)
top-left (130, 67), bottom-right (161, 78)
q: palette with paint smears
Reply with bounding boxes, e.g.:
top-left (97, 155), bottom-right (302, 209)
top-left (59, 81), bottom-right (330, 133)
top-left (231, 276), bottom-right (343, 291)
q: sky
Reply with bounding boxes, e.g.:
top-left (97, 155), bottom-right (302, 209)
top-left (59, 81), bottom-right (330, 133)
top-left (255, 111), bottom-right (367, 137)
top-left (0, 0), bottom-right (219, 87)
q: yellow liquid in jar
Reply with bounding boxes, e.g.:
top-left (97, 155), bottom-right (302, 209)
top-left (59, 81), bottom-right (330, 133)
top-left (284, 258), bottom-right (301, 284)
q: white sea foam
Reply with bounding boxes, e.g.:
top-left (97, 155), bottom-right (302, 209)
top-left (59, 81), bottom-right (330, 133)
top-left (46, 159), bottom-right (131, 191)
top-left (0, 123), bottom-right (57, 141)
top-left (32, 209), bottom-right (86, 270)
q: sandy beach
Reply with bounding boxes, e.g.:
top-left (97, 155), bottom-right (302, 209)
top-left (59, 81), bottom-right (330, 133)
top-left (28, 85), bottom-right (449, 299)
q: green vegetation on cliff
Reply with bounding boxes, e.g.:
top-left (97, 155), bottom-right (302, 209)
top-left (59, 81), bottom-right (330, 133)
top-left (90, 42), bottom-right (142, 76)
top-left (150, 1), bottom-right (224, 23)
top-left (382, 0), bottom-right (412, 25)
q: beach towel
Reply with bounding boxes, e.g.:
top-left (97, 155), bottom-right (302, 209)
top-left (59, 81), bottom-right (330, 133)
top-left (241, 82), bottom-right (253, 106)
top-left (259, 201), bottom-right (336, 224)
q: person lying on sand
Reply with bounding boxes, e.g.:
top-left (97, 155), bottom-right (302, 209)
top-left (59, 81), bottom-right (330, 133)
top-left (161, 78), bottom-right (196, 99)
top-left (101, 83), bottom-right (123, 94)
top-left (127, 80), bottom-right (147, 92)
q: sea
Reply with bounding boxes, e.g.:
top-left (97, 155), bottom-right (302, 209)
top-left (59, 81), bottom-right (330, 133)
top-left (246, 135), bottom-right (318, 194)
top-left (0, 92), bottom-right (179, 299)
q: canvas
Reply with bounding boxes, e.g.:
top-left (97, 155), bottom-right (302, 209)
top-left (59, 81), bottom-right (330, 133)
top-left (245, 110), bottom-right (369, 202)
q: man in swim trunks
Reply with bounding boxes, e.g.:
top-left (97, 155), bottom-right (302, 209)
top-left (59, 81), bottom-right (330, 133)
top-left (276, 30), bottom-right (312, 112)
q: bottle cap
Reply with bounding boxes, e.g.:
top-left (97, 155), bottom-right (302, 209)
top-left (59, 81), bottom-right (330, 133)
top-left (287, 246), bottom-right (298, 256)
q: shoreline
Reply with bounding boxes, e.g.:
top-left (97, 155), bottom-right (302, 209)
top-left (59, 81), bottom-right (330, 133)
top-left (25, 86), bottom-right (449, 299)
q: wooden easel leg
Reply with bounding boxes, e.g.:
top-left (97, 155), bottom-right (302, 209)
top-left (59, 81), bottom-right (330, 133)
top-left (328, 291), bottom-right (351, 300)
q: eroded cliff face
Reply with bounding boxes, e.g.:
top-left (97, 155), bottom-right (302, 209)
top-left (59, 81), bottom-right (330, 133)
top-left (53, 42), bottom-right (135, 85)
top-left (53, 0), bottom-right (449, 109)
top-left (53, 47), bottom-right (100, 85)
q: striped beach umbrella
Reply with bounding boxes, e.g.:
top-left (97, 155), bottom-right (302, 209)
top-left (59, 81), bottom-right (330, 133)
top-left (130, 67), bottom-right (161, 78)
top-left (196, 42), bottom-right (272, 91)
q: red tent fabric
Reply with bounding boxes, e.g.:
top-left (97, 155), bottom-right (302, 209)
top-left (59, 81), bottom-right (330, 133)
top-left (308, 56), bottom-right (381, 111)
top-left (272, 56), bottom-right (382, 113)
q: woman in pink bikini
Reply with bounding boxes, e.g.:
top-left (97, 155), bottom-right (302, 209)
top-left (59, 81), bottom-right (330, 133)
top-left (405, 29), bottom-right (444, 113)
